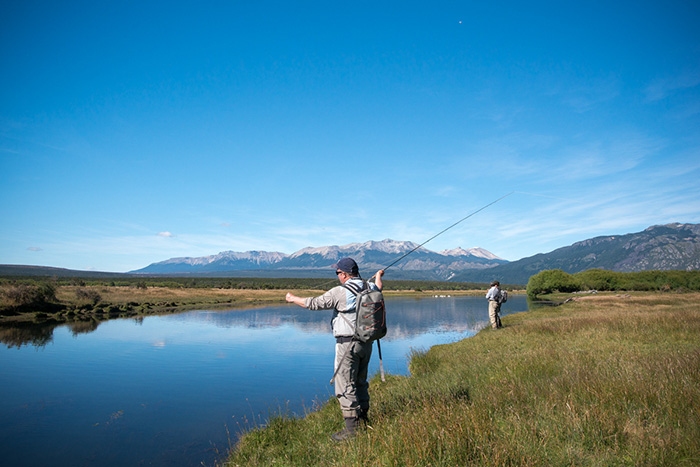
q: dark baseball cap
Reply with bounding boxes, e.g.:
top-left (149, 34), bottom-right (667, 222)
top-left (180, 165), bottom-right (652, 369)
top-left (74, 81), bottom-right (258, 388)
top-left (334, 257), bottom-right (359, 274)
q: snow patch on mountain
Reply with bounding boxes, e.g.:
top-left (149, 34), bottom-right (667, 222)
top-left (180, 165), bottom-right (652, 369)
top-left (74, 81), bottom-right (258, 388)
top-left (439, 247), bottom-right (504, 261)
top-left (289, 239), bottom-right (423, 258)
top-left (131, 239), bottom-right (504, 276)
top-left (146, 250), bottom-right (288, 267)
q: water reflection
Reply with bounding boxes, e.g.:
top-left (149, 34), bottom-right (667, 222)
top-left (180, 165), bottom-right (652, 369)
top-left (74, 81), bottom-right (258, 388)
top-left (0, 322), bottom-right (55, 348)
top-left (162, 295), bottom-right (520, 341)
top-left (0, 295), bottom-right (528, 467)
top-left (0, 295), bottom-right (534, 349)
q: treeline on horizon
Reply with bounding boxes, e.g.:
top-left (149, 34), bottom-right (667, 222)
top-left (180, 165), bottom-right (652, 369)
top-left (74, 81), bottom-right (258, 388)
top-left (0, 275), bottom-right (495, 291)
top-left (527, 268), bottom-right (700, 297)
top-left (2, 268), bottom-right (699, 307)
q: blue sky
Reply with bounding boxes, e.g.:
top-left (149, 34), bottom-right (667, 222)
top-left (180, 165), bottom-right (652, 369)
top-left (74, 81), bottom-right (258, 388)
top-left (2, 1), bottom-right (699, 273)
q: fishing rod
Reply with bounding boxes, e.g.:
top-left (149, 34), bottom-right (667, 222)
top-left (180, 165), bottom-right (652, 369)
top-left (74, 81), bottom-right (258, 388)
top-left (368, 191), bottom-right (515, 281)
top-left (308, 191), bottom-right (514, 289)
top-left (327, 191), bottom-right (514, 385)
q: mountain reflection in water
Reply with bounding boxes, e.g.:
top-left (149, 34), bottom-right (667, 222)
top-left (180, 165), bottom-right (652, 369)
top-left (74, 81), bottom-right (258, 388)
top-left (0, 295), bottom-right (528, 467)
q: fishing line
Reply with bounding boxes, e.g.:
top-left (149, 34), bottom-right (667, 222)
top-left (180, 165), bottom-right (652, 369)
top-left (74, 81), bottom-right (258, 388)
top-left (375, 191), bottom-right (515, 277)
top-left (307, 191), bottom-right (515, 289)
top-left (293, 191), bottom-right (516, 386)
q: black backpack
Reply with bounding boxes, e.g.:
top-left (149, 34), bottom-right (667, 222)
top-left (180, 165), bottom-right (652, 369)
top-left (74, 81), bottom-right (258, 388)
top-left (342, 281), bottom-right (387, 343)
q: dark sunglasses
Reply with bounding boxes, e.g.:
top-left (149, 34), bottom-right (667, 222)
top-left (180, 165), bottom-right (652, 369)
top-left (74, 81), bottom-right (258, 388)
top-left (335, 270), bottom-right (344, 275)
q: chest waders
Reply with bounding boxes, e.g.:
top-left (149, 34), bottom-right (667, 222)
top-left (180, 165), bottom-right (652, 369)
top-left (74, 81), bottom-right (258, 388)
top-left (330, 336), bottom-right (384, 385)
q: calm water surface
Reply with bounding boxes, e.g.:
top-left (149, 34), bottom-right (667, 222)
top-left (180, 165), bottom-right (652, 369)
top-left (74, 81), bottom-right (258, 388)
top-left (0, 295), bottom-right (528, 466)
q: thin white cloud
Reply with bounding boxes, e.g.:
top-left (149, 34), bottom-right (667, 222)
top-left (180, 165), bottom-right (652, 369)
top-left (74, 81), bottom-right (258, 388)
top-left (561, 77), bottom-right (620, 113)
top-left (27, 246), bottom-right (42, 251)
top-left (450, 159), bottom-right (700, 260)
top-left (157, 231), bottom-right (174, 238)
top-left (435, 186), bottom-right (458, 197)
top-left (644, 71), bottom-right (700, 102)
top-left (458, 131), bottom-right (662, 187)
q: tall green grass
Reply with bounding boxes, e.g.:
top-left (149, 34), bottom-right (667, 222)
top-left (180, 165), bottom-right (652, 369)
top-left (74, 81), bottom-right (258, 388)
top-left (224, 293), bottom-right (700, 466)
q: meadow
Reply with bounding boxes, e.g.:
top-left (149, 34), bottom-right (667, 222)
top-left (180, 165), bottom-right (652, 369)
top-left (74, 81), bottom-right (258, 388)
top-left (225, 292), bottom-right (700, 466)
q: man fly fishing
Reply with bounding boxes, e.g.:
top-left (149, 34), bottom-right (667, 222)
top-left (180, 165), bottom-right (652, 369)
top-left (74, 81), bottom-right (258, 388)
top-left (485, 280), bottom-right (503, 329)
top-left (285, 258), bottom-right (384, 441)
top-left (283, 193), bottom-right (513, 440)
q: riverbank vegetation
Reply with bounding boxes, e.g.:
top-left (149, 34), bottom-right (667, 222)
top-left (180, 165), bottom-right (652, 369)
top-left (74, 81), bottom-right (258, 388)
top-left (225, 292), bottom-right (700, 466)
top-left (0, 275), bottom-right (504, 324)
top-left (0, 275), bottom-right (498, 291)
top-left (527, 269), bottom-right (700, 297)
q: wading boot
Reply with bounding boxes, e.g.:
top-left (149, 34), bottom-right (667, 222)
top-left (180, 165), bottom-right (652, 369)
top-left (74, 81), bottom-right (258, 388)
top-left (331, 417), bottom-right (358, 442)
top-left (359, 409), bottom-right (371, 429)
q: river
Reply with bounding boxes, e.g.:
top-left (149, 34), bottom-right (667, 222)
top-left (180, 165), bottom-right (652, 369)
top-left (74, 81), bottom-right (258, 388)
top-left (0, 295), bottom-right (528, 466)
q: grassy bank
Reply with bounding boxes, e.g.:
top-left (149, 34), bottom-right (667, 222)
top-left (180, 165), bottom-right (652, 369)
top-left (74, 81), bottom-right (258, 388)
top-left (225, 292), bottom-right (700, 466)
top-left (0, 285), bottom-right (290, 324)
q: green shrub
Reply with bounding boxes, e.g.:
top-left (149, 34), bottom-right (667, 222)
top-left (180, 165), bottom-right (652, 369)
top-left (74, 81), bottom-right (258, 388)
top-left (75, 288), bottom-right (102, 305)
top-left (70, 278), bottom-right (86, 287)
top-left (0, 282), bottom-right (57, 308)
top-left (574, 269), bottom-right (621, 291)
top-left (530, 269), bottom-right (700, 297)
top-left (527, 269), bottom-right (581, 298)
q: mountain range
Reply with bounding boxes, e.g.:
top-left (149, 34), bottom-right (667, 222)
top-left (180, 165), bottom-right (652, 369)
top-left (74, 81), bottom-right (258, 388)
top-left (3, 223), bottom-right (697, 285)
top-left (130, 239), bottom-right (507, 280)
top-left (452, 222), bottom-right (700, 284)
top-left (129, 223), bottom-right (700, 284)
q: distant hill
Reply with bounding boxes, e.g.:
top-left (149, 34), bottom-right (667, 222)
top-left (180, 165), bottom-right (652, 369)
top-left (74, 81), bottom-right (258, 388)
top-left (0, 264), bottom-right (132, 278)
top-left (452, 223), bottom-right (700, 285)
top-left (130, 239), bottom-right (507, 280)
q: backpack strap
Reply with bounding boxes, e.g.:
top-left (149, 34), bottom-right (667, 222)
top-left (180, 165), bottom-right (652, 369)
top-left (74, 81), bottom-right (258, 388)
top-left (342, 280), bottom-right (366, 296)
top-left (338, 279), bottom-right (386, 384)
top-left (331, 280), bottom-right (371, 385)
top-left (336, 281), bottom-right (364, 332)
top-left (341, 281), bottom-right (367, 312)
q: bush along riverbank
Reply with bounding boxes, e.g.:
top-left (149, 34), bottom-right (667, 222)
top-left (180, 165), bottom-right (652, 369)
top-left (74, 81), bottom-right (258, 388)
top-left (0, 282), bottom-right (323, 324)
top-left (224, 292), bottom-right (700, 467)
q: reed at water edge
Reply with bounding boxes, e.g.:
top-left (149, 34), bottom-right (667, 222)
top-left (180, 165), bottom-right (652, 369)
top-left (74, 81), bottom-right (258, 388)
top-left (224, 292), bottom-right (700, 467)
